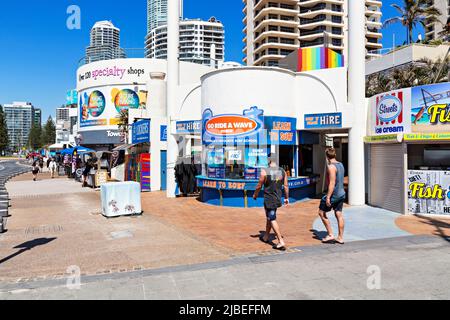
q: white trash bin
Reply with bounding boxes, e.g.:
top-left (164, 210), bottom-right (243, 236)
top-left (101, 182), bottom-right (142, 218)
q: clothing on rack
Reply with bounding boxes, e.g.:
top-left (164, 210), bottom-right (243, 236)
top-left (175, 156), bottom-right (201, 195)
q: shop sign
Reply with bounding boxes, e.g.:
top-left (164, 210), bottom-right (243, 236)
top-left (265, 116), bottom-right (297, 145)
top-left (408, 170), bottom-right (450, 215)
top-left (132, 119), bottom-right (150, 144)
top-left (205, 116), bottom-right (258, 136)
top-left (364, 134), bottom-right (402, 144)
top-left (372, 89), bottom-right (411, 135)
top-left (304, 113), bottom-right (342, 129)
top-left (176, 120), bottom-right (201, 134)
top-left (160, 125), bottom-right (167, 142)
top-left (404, 132), bottom-right (450, 141)
top-left (79, 130), bottom-right (126, 144)
top-left (411, 82), bottom-right (450, 133)
top-left (202, 107), bottom-right (265, 146)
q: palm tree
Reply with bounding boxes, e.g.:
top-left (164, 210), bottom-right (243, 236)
top-left (383, 0), bottom-right (442, 45)
top-left (366, 73), bottom-right (393, 97)
top-left (415, 57), bottom-right (449, 84)
top-left (392, 65), bottom-right (419, 88)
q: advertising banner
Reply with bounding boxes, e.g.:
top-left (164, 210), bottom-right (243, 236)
top-left (66, 90), bottom-right (78, 106)
top-left (202, 107), bottom-right (265, 146)
top-left (370, 89), bottom-right (412, 136)
top-left (411, 82), bottom-right (450, 133)
top-left (79, 85), bottom-right (148, 132)
top-left (131, 119), bottom-right (151, 144)
top-left (408, 170), bottom-right (450, 215)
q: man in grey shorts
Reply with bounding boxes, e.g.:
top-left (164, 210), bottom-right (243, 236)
top-left (253, 159), bottom-right (289, 251)
top-left (318, 148), bottom-right (346, 244)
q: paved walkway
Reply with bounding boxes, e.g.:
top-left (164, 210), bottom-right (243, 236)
top-left (2, 169), bottom-right (449, 287)
top-left (312, 206), bottom-right (411, 242)
top-left (1, 235), bottom-right (449, 300)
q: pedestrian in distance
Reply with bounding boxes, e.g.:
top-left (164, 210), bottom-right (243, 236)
top-left (318, 147), bottom-right (346, 245)
top-left (32, 162), bottom-right (40, 181)
top-left (253, 158), bottom-right (289, 251)
top-left (49, 158), bottom-right (57, 179)
top-left (38, 156), bottom-right (44, 173)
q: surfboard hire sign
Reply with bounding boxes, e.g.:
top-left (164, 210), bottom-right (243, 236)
top-left (202, 107), bottom-right (265, 146)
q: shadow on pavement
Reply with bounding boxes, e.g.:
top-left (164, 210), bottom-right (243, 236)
top-left (0, 237), bottom-right (57, 265)
top-left (310, 229), bottom-right (328, 241)
top-left (416, 216), bottom-right (450, 243)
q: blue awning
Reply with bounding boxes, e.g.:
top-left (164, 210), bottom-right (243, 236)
top-left (60, 147), bottom-right (95, 155)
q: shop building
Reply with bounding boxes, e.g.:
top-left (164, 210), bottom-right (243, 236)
top-left (196, 52), bottom-right (356, 207)
top-left (76, 58), bottom-right (214, 191)
top-left (365, 82), bottom-right (450, 216)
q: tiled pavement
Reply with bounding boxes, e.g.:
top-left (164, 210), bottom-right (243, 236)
top-left (1, 172), bottom-right (450, 292)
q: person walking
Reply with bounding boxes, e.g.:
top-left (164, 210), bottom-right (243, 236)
top-left (253, 158), bottom-right (289, 251)
top-left (32, 161), bottom-right (40, 181)
top-left (318, 147), bottom-right (346, 245)
top-left (49, 158), bottom-right (57, 179)
top-left (38, 156), bottom-right (44, 173)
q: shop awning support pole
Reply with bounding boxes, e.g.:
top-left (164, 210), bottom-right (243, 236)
top-left (166, 0), bottom-right (180, 198)
top-left (347, 0), bottom-right (366, 206)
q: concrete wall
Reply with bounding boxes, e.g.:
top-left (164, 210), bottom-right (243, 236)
top-left (201, 66), bottom-right (352, 129)
top-left (366, 44), bottom-right (450, 76)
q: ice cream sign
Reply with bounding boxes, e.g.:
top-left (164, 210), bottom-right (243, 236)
top-left (377, 95), bottom-right (402, 123)
top-left (373, 90), bottom-right (410, 135)
top-left (205, 116), bottom-right (258, 136)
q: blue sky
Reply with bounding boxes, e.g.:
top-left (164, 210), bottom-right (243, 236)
top-left (0, 0), bottom-right (426, 122)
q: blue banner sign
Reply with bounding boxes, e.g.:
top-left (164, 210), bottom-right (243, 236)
top-left (132, 119), bottom-right (151, 144)
top-left (176, 120), bottom-right (201, 134)
top-left (304, 113), bottom-right (342, 129)
top-left (264, 116), bottom-right (297, 145)
top-left (160, 125), bottom-right (167, 142)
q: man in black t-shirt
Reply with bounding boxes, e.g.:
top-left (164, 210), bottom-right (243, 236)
top-left (253, 160), bottom-right (289, 250)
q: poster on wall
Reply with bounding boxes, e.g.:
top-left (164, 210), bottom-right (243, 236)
top-left (411, 82), bottom-right (450, 133)
top-left (408, 170), bottom-right (450, 215)
top-left (79, 85), bottom-right (148, 131)
top-left (371, 88), bottom-right (412, 136)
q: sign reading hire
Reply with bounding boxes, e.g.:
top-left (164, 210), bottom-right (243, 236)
top-left (176, 120), bottom-right (201, 134)
top-left (132, 119), bottom-right (150, 144)
top-left (304, 113), bottom-right (342, 129)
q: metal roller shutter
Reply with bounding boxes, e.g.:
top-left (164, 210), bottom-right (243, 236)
top-left (369, 144), bottom-right (406, 214)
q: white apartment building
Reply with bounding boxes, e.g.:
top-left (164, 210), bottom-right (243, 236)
top-left (243, 0), bottom-right (383, 66)
top-left (147, 0), bottom-right (183, 33)
top-left (145, 17), bottom-right (225, 67)
top-left (85, 21), bottom-right (126, 64)
top-left (3, 102), bottom-right (35, 150)
top-left (425, 0), bottom-right (449, 41)
top-left (56, 107), bottom-right (70, 123)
